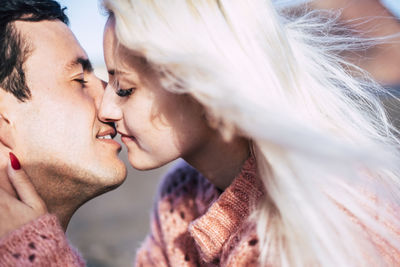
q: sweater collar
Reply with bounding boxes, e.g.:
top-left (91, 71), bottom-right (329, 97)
top-left (188, 156), bottom-right (264, 263)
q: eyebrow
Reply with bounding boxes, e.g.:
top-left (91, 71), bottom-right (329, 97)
top-left (65, 57), bottom-right (94, 73)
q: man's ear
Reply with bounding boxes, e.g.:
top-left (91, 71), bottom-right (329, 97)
top-left (0, 112), bottom-right (14, 150)
top-left (0, 113), bottom-right (17, 197)
top-left (0, 89), bottom-right (18, 197)
top-left (0, 88), bottom-right (18, 151)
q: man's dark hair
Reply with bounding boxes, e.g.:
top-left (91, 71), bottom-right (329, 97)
top-left (0, 0), bottom-right (69, 101)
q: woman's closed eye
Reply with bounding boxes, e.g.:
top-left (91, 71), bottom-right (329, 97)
top-left (116, 88), bottom-right (135, 97)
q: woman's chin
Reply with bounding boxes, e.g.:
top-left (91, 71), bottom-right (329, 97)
top-left (128, 154), bottom-right (159, 171)
top-left (127, 153), bottom-right (176, 171)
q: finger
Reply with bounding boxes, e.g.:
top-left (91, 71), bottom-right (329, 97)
top-left (7, 153), bottom-right (46, 213)
top-left (0, 184), bottom-right (16, 201)
top-left (0, 185), bottom-right (24, 211)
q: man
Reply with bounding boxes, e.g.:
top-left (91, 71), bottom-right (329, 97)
top-left (0, 0), bottom-right (126, 265)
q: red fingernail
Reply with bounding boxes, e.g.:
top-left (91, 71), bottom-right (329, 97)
top-left (9, 152), bottom-right (21, 170)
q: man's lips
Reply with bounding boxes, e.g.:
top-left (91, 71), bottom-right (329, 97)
top-left (96, 128), bottom-right (117, 140)
top-left (96, 128), bottom-right (121, 149)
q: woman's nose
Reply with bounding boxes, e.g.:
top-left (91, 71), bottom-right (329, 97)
top-left (98, 83), bottom-right (123, 123)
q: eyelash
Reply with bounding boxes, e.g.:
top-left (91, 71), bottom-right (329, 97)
top-left (116, 88), bottom-right (134, 97)
top-left (75, 78), bottom-right (88, 86)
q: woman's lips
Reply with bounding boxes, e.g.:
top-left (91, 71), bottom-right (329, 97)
top-left (118, 130), bottom-right (139, 146)
top-left (120, 134), bottom-right (137, 144)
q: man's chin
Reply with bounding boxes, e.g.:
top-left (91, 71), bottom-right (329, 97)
top-left (94, 174), bottom-right (127, 195)
top-left (88, 164), bottom-right (127, 194)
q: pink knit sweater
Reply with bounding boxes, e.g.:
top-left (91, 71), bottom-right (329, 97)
top-left (135, 156), bottom-right (263, 266)
top-left (1, 156), bottom-right (400, 266)
top-left (0, 213), bottom-right (84, 266)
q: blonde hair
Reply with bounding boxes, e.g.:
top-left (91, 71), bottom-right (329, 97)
top-left (102, 0), bottom-right (400, 266)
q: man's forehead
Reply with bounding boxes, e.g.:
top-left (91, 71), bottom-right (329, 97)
top-left (16, 20), bottom-right (85, 57)
top-left (15, 20), bottom-right (90, 71)
top-left (14, 19), bottom-right (70, 42)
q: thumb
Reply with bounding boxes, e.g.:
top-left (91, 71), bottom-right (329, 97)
top-left (7, 152), bottom-right (46, 213)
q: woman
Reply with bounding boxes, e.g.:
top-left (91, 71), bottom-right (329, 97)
top-left (2, 0), bottom-right (400, 266)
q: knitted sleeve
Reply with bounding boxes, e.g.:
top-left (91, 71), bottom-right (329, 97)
top-left (135, 160), bottom-right (200, 267)
top-left (135, 167), bottom-right (179, 267)
top-left (0, 213), bottom-right (85, 267)
top-left (135, 204), bottom-right (169, 267)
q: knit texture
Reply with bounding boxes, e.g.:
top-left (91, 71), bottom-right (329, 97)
top-left (135, 156), bottom-right (264, 267)
top-left (0, 213), bottom-right (84, 267)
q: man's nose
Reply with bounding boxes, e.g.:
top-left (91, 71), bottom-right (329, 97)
top-left (98, 83), bottom-right (123, 123)
top-left (86, 75), bottom-right (106, 109)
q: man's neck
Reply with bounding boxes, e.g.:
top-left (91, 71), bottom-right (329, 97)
top-left (48, 205), bottom-right (77, 231)
top-left (45, 194), bottom-right (89, 231)
top-left (36, 177), bottom-right (97, 232)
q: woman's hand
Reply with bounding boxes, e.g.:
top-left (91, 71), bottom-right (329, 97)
top-left (0, 153), bottom-right (47, 237)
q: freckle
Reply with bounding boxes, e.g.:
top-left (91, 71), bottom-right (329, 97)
top-left (212, 257), bottom-right (220, 264)
top-left (180, 211), bottom-right (185, 219)
top-left (248, 239), bottom-right (258, 246)
top-left (29, 254), bottom-right (36, 262)
top-left (184, 254), bottom-right (190, 261)
top-left (12, 253), bottom-right (20, 259)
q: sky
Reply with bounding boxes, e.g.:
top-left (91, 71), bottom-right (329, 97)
top-left (382, 0), bottom-right (400, 18)
top-left (58, 0), bottom-right (400, 67)
top-left (58, 0), bottom-right (107, 66)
